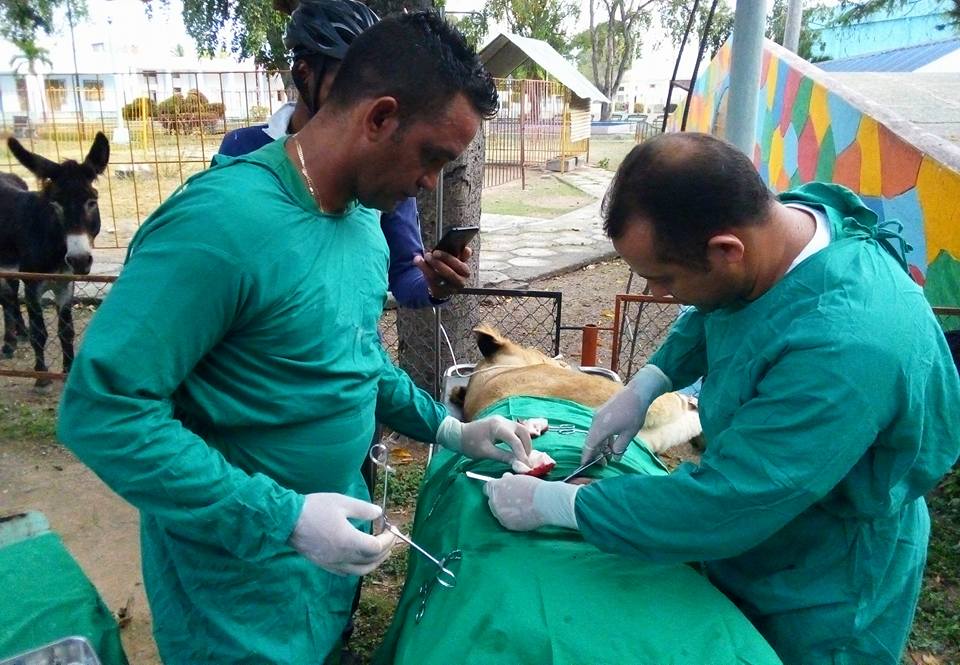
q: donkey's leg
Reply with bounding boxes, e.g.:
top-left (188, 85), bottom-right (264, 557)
top-left (54, 280), bottom-right (76, 374)
top-left (0, 278), bottom-right (18, 357)
top-left (24, 280), bottom-right (51, 389)
top-left (12, 279), bottom-right (27, 338)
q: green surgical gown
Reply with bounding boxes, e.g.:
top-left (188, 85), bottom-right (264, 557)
top-left (576, 183), bottom-right (960, 664)
top-left (57, 138), bottom-right (446, 664)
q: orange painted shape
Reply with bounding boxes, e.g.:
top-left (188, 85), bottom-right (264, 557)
top-left (775, 168), bottom-right (790, 192)
top-left (833, 142), bottom-right (862, 191)
top-left (878, 124), bottom-right (923, 198)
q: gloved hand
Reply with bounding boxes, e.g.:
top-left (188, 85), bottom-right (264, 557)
top-left (436, 415), bottom-right (533, 467)
top-left (289, 493), bottom-right (396, 576)
top-left (581, 364), bottom-right (671, 465)
top-left (484, 473), bottom-right (580, 531)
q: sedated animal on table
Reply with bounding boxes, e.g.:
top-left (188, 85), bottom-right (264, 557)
top-left (455, 325), bottom-right (702, 454)
top-left (0, 132), bottom-right (109, 388)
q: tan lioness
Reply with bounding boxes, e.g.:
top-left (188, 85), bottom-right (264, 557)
top-left (455, 325), bottom-right (702, 454)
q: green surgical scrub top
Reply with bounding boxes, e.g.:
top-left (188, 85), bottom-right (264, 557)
top-left (57, 138), bottom-right (446, 664)
top-left (576, 183), bottom-right (960, 665)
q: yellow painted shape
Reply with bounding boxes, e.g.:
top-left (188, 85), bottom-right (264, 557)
top-left (857, 117), bottom-right (882, 196)
top-left (766, 54), bottom-right (779, 110)
top-left (769, 130), bottom-right (785, 181)
top-left (917, 157), bottom-right (960, 263)
top-left (808, 84), bottom-right (830, 143)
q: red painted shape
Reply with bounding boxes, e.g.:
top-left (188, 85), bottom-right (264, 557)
top-left (909, 265), bottom-right (926, 286)
top-left (798, 119), bottom-right (819, 183)
top-left (779, 69), bottom-right (802, 133)
top-left (833, 143), bottom-right (862, 191)
top-left (878, 124), bottom-right (923, 198)
top-left (760, 51), bottom-right (771, 86)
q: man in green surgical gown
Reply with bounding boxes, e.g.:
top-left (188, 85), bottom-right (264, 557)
top-left (484, 132), bottom-right (960, 664)
top-left (57, 13), bottom-right (535, 664)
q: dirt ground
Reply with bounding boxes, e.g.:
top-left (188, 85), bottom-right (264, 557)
top-left (0, 259), bottom-right (634, 665)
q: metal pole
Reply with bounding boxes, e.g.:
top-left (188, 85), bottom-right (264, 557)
top-left (662, 0), bottom-right (701, 134)
top-left (681, 0), bottom-right (721, 132)
top-left (783, 0), bottom-right (803, 52)
top-left (725, 0), bottom-right (767, 155)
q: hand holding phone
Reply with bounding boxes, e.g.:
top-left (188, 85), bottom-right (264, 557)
top-left (434, 226), bottom-right (479, 257)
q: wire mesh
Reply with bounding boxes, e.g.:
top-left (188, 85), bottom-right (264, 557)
top-left (611, 294), bottom-right (682, 383)
top-left (0, 272), bottom-right (114, 380)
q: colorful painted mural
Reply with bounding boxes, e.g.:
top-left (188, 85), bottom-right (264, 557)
top-left (677, 39), bottom-right (960, 308)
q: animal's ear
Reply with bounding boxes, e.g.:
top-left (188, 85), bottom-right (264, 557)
top-left (7, 137), bottom-right (60, 180)
top-left (83, 132), bottom-right (110, 175)
top-left (449, 386), bottom-right (467, 407)
top-left (473, 325), bottom-right (505, 359)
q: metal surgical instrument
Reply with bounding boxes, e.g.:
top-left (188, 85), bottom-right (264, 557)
top-left (368, 444), bottom-right (461, 588)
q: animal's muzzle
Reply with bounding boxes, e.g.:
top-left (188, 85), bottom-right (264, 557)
top-left (65, 233), bottom-right (94, 275)
top-left (66, 252), bottom-right (93, 275)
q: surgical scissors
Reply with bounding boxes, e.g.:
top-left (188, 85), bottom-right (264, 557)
top-left (368, 444), bottom-right (461, 588)
top-left (561, 444), bottom-right (613, 482)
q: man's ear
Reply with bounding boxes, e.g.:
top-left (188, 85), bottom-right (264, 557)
top-left (362, 97), bottom-right (401, 142)
top-left (705, 233), bottom-right (745, 266)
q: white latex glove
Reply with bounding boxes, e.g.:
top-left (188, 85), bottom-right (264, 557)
top-left (289, 493), bottom-right (396, 576)
top-left (581, 364), bottom-right (671, 465)
top-left (484, 473), bottom-right (580, 531)
top-left (436, 415), bottom-right (533, 467)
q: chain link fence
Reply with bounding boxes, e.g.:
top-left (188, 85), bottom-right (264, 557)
top-left (2, 276), bottom-right (562, 395)
top-left (610, 294), bottom-right (682, 383)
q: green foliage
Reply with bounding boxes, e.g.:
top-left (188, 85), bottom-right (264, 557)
top-left (449, 11), bottom-right (489, 51)
top-left (910, 467), bottom-right (960, 660)
top-left (122, 97), bottom-right (159, 120)
top-left (766, 0), bottom-right (832, 62)
top-left (659, 0), bottom-right (734, 60)
top-left (1, 0), bottom-right (87, 74)
top-left (485, 0), bottom-right (580, 56)
top-left (155, 90), bottom-right (223, 134)
top-left (249, 105), bottom-right (271, 121)
top-left (145, 0), bottom-right (291, 72)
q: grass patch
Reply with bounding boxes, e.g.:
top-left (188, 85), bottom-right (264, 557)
top-left (482, 172), bottom-right (594, 218)
top-left (0, 401), bottom-right (57, 441)
top-left (588, 136), bottom-right (639, 172)
top-left (910, 468), bottom-right (960, 661)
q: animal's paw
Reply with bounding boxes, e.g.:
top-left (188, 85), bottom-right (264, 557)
top-left (33, 379), bottom-right (53, 394)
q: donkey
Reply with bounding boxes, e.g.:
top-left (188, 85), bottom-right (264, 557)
top-left (0, 132), bottom-right (110, 388)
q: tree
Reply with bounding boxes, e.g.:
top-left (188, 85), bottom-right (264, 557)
top-left (659, 0), bottom-right (734, 60)
top-left (448, 11), bottom-right (489, 51)
top-left (766, 0), bottom-right (831, 61)
top-left (1, 0), bottom-right (87, 69)
top-left (572, 0), bottom-right (654, 120)
top-left (485, 0), bottom-right (580, 56)
top-left (145, 0), bottom-right (290, 72)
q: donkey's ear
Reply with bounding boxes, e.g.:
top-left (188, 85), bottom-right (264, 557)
top-left (474, 325), bottom-right (505, 359)
top-left (7, 137), bottom-right (60, 180)
top-left (83, 132), bottom-right (110, 175)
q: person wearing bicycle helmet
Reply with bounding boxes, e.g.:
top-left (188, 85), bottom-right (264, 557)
top-left (219, 0), bottom-right (471, 306)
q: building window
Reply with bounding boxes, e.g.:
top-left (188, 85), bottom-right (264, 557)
top-left (16, 77), bottom-right (28, 112)
top-left (92, 42), bottom-right (105, 52)
top-left (83, 80), bottom-right (105, 101)
top-left (45, 78), bottom-right (67, 111)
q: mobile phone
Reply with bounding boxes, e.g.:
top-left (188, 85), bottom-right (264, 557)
top-left (434, 225), bottom-right (479, 255)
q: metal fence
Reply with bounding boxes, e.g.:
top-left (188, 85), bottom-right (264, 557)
top-left (3, 71), bottom-right (591, 246)
top-left (0, 275), bottom-right (562, 395)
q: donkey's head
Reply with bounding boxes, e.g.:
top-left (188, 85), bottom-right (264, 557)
top-left (8, 132), bottom-right (109, 275)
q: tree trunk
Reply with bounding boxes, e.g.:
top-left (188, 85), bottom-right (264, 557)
top-left (396, 130), bottom-right (484, 398)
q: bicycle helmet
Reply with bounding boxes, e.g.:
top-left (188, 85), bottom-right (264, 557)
top-left (284, 0), bottom-right (380, 61)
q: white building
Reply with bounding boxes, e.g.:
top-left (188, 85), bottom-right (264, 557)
top-left (0, 0), bottom-right (288, 135)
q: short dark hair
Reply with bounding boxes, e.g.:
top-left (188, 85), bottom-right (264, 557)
top-left (603, 133), bottom-right (773, 268)
top-left (324, 10), bottom-right (498, 123)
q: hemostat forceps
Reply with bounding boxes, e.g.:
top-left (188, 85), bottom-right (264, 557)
top-left (368, 445), bottom-right (461, 589)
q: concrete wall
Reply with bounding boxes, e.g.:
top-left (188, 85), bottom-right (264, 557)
top-left (679, 38), bottom-right (960, 308)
